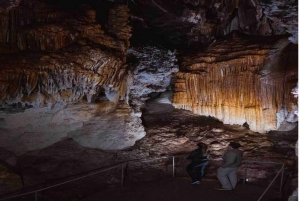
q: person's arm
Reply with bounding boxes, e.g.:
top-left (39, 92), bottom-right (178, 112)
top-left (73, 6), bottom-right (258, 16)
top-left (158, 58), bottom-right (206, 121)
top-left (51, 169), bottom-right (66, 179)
top-left (187, 149), bottom-right (203, 160)
top-left (206, 150), bottom-right (210, 159)
top-left (221, 152), bottom-right (236, 168)
top-left (186, 150), bottom-right (196, 159)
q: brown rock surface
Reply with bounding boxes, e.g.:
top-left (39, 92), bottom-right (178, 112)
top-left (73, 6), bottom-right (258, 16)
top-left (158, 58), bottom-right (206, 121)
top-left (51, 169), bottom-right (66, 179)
top-left (0, 0), bottom-right (297, 199)
top-left (0, 164), bottom-right (22, 195)
top-left (1, 104), bottom-right (295, 199)
top-left (0, 42), bottom-right (128, 105)
top-left (0, 0), bottom-right (132, 107)
top-left (173, 35), bottom-right (297, 133)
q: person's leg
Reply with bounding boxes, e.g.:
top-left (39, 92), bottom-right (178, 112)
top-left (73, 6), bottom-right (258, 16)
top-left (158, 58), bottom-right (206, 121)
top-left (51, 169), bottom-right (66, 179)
top-left (186, 162), bottom-right (198, 182)
top-left (196, 161), bottom-right (208, 181)
top-left (228, 168), bottom-right (238, 189)
top-left (217, 167), bottom-right (233, 189)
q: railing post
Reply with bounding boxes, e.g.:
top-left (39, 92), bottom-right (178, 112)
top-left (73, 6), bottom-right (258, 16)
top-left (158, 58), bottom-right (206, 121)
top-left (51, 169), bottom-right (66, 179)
top-left (243, 161), bottom-right (248, 185)
top-left (121, 164), bottom-right (124, 188)
top-left (34, 192), bottom-right (38, 201)
top-left (280, 164), bottom-right (285, 192)
top-left (257, 165), bottom-right (284, 201)
top-left (172, 156), bottom-right (175, 178)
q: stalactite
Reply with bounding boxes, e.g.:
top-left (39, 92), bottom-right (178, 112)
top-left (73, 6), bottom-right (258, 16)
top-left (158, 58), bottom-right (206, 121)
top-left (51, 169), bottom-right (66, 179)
top-left (0, 42), bottom-right (129, 107)
top-left (173, 36), bottom-right (297, 133)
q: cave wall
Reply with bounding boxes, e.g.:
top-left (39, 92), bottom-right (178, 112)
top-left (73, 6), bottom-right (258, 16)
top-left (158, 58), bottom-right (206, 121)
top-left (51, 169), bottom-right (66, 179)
top-left (173, 35), bottom-right (298, 133)
top-left (0, 0), bottom-right (147, 154)
top-left (0, 0), bottom-right (298, 151)
top-left (0, 0), bottom-right (131, 105)
top-left (0, 0), bottom-right (297, 198)
top-left (0, 101), bottom-right (146, 155)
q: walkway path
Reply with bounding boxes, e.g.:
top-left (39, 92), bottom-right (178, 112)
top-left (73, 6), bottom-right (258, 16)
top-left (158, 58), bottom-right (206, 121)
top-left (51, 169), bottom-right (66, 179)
top-left (81, 177), bottom-right (283, 201)
top-left (0, 176), bottom-right (284, 201)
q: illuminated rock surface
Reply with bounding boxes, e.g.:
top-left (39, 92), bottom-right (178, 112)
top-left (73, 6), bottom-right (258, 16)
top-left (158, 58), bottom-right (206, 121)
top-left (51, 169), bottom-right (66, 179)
top-left (173, 35), bottom-right (298, 133)
top-left (0, 101), bottom-right (145, 154)
top-left (5, 105), bottom-right (296, 200)
top-left (0, 0), bottom-right (297, 199)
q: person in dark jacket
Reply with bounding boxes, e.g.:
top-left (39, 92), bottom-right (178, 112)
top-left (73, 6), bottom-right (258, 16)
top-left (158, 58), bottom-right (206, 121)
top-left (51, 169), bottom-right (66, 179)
top-left (215, 142), bottom-right (243, 190)
top-left (186, 142), bottom-right (210, 184)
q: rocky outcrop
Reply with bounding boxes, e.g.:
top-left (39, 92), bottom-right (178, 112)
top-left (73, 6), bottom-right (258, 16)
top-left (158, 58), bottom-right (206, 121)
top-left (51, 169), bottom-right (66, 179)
top-left (0, 148), bottom-right (21, 195)
top-left (261, 0), bottom-right (298, 43)
top-left (0, 42), bottom-right (128, 106)
top-left (0, 0), bottom-right (21, 10)
top-left (129, 0), bottom-right (298, 49)
top-left (0, 0), bottom-right (297, 138)
top-left (127, 47), bottom-right (179, 111)
top-left (0, 164), bottom-right (22, 195)
top-left (0, 0), bottom-right (131, 106)
top-left (173, 34), bottom-right (298, 133)
top-left (0, 0), bottom-right (146, 154)
top-left (0, 101), bottom-right (145, 155)
top-left (0, 0), bottom-right (297, 197)
top-left (139, 102), bottom-right (297, 183)
top-left (11, 105), bottom-right (297, 195)
top-left (0, 0), bottom-right (131, 53)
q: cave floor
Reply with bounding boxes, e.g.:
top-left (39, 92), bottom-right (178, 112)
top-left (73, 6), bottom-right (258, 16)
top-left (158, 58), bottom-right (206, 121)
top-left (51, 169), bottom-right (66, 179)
top-left (5, 177), bottom-right (283, 201)
top-left (81, 177), bottom-right (282, 201)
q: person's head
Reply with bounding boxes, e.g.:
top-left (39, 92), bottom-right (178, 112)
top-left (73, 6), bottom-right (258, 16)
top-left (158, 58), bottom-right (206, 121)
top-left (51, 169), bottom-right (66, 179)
top-left (197, 142), bottom-right (203, 148)
top-left (197, 142), bottom-right (208, 153)
top-left (229, 142), bottom-right (241, 149)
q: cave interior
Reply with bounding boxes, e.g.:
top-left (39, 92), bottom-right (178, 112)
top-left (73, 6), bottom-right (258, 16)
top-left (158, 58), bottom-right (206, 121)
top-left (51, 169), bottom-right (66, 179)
top-left (0, 0), bottom-right (298, 200)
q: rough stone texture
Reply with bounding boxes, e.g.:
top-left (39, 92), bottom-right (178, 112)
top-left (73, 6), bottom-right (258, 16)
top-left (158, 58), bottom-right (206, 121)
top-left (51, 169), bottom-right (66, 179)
top-left (138, 102), bottom-right (297, 194)
top-left (288, 188), bottom-right (298, 201)
top-left (0, 42), bottom-right (129, 106)
top-left (0, 101), bottom-right (145, 155)
top-left (173, 34), bottom-right (298, 133)
top-left (127, 46), bottom-right (179, 111)
top-left (261, 0), bottom-right (298, 43)
top-left (0, 0), bottom-right (131, 53)
top-left (7, 104), bottom-right (297, 199)
top-left (0, 164), bottom-right (22, 195)
top-left (0, 0), bottom-right (132, 106)
top-left (129, 0), bottom-right (298, 50)
top-left (0, 0), bottom-right (297, 136)
top-left (0, 147), bottom-right (17, 167)
top-left (0, 0), bottom-right (297, 199)
top-left (15, 139), bottom-right (119, 186)
top-left (0, 0), bottom-right (21, 10)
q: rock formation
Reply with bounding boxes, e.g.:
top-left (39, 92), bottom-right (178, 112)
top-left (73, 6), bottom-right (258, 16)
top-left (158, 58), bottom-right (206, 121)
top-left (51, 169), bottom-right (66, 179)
top-left (0, 0), bottom-right (147, 153)
top-left (173, 34), bottom-right (298, 133)
top-left (0, 0), bottom-right (298, 199)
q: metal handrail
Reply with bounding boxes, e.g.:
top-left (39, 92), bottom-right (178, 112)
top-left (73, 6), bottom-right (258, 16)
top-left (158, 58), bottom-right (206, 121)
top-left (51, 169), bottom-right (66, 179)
top-left (256, 164), bottom-right (285, 201)
top-left (0, 156), bottom-right (176, 201)
top-left (240, 160), bottom-right (285, 201)
top-left (0, 156), bottom-right (285, 201)
top-left (0, 162), bottom-right (127, 201)
top-left (242, 160), bottom-right (284, 165)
